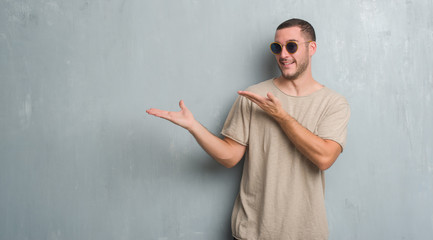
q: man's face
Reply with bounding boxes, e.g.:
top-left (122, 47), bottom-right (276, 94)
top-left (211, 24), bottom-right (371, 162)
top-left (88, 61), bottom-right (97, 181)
top-left (274, 27), bottom-right (312, 81)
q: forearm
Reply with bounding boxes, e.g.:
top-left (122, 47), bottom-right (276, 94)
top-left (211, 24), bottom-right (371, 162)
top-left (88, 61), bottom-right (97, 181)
top-left (236, 90), bottom-right (341, 170)
top-left (187, 120), bottom-right (245, 168)
top-left (274, 113), bottom-right (340, 170)
top-left (146, 101), bottom-right (244, 167)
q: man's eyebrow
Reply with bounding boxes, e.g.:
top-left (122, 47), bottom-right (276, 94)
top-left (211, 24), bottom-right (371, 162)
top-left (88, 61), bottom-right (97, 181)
top-left (275, 39), bottom-right (300, 43)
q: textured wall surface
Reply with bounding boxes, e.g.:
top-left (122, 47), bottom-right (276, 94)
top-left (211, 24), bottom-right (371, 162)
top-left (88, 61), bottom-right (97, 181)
top-left (1, 0), bottom-right (432, 239)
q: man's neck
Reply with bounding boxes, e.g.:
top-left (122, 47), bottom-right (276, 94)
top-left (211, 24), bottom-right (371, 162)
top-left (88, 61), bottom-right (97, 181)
top-left (274, 74), bottom-right (323, 97)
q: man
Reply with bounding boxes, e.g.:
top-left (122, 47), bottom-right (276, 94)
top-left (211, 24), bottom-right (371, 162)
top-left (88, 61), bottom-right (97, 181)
top-left (147, 18), bottom-right (350, 240)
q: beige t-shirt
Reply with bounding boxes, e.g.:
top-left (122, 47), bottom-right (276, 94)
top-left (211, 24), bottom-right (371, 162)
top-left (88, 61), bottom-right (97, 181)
top-left (221, 79), bottom-right (350, 240)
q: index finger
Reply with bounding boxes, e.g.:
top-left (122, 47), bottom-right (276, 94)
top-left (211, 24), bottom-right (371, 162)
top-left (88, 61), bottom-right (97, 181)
top-left (146, 108), bottom-right (171, 119)
top-left (238, 91), bottom-right (266, 102)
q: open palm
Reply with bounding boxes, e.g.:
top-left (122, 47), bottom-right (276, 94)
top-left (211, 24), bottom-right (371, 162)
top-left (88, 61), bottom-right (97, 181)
top-left (146, 100), bottom-right (195, 130)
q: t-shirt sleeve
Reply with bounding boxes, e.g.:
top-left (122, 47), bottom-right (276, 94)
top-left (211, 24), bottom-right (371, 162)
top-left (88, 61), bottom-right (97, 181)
top-left (221, 95), bottom-right (251, 146)
top-left (316, 96), bottom-right (351, 150)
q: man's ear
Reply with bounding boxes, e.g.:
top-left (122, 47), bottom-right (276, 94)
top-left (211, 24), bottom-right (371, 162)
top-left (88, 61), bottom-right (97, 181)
top-left (309, 41), bottom-right (317, 56)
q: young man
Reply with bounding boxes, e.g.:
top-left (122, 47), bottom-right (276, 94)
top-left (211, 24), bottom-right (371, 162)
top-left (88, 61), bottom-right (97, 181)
top-left (147, 18), bottom-right (350, 240)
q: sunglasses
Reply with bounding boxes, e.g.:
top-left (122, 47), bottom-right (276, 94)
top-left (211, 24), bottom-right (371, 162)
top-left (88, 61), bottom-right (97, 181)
top-left (270, 41), bottom-right (312, 55)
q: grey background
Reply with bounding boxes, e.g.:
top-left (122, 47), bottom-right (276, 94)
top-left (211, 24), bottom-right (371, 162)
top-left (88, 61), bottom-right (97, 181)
top-left (1, 0), bottom-right (432, 239)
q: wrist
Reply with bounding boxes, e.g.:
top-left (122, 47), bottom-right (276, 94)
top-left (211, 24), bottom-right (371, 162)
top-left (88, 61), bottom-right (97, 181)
top-left (187, 119), bottom-right (201, 133)
top-left (274, 111), bottom-right (293, 124)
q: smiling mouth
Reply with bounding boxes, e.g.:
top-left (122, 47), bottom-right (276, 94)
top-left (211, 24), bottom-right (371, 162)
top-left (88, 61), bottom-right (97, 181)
top-left (280, 59), bottom-right (295, 67)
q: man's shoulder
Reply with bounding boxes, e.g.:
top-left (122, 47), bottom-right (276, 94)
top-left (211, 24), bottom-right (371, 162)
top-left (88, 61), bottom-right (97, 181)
top-left (320, 87), bottom-right (349, 105)
top-left (244, 79), bottom-right (275, 93)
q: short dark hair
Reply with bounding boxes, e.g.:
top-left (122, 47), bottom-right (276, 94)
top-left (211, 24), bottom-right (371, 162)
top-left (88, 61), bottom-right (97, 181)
top-left (277, 18), bottom-right (316, 41)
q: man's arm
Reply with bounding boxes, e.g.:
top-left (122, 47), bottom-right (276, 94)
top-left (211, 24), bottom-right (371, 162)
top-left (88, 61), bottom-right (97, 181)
top-left (146, 100), bottom-right (246, 168)
top-left (238, 91), bottom-right (341, 170)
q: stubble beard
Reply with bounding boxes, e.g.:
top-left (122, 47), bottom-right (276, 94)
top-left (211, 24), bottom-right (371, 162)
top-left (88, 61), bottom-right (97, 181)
top-left (279, 58), bottom-right (309, 81)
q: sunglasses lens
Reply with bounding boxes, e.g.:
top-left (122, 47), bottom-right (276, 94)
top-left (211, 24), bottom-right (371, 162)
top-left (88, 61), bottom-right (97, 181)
top-left (270, 43), bottom-right (282, 54)
top-left (286, 42), bottom-right (298, 54)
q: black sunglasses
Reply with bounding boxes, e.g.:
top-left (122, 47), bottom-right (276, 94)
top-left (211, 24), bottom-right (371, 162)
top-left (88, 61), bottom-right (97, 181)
top-left (270, 41), bottom-right (312, 55)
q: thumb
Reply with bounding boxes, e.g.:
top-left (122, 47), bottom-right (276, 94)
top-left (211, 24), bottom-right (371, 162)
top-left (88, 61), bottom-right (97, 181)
top-left (267, 92), bottom-right (275, 100)
top-left (267, 92), bottom-right (280, 104)
top-left (179, 100), bottom-right (187, 110)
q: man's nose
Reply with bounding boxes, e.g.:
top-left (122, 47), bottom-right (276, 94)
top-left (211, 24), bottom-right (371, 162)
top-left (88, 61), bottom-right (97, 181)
top-left (280, 46), bottom-right (290, 58)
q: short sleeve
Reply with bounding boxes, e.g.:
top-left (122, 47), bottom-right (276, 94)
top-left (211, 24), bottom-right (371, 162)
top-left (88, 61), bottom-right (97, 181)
top-left (221, 96), bottom-right (252, 146)
top-left (316, 97), bottom-right (351, 150)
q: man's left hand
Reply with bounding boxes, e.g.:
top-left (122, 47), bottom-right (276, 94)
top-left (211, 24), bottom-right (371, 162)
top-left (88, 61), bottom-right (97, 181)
top-left (237, 91), bottom-right (286, 121)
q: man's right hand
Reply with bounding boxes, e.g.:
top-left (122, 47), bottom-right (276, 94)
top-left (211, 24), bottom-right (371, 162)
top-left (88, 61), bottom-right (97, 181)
top-left (146, 100), bottom-right (246, 168)
top-left (146, 100), bottom-right (196, 131)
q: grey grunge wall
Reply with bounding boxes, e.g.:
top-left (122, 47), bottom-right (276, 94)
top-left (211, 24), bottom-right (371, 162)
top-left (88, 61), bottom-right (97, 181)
top-left (1, 0), bottom-right (432, 239)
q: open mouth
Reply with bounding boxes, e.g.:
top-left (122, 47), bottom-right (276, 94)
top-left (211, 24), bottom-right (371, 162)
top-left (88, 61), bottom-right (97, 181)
top-left (280, 59), bottom-right (295, 67)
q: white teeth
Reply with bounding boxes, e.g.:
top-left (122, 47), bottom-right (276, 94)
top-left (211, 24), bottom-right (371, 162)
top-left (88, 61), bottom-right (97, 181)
top-left (281, 59), bottom-right (294, 65)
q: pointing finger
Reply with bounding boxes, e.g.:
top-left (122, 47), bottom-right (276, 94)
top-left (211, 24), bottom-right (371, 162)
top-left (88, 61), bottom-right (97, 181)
top-left (238, 91), bottom-right (265, 102)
